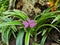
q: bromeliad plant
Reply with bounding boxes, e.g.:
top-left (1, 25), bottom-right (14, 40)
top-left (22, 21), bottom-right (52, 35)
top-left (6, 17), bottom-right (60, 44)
top-left (0, 6), bottom-right (60, 45)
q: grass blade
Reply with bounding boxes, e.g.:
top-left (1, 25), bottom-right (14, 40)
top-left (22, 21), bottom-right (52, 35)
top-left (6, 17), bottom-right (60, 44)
top-left (25, 31), bottom-right (30, 45)
top-left (16, 30), bottom-right (24, 45)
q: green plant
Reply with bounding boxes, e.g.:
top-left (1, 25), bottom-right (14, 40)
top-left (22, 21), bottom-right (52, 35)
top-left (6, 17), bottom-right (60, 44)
top-left (0, 6), bottom-right (60, 45)
top-left (0, 9), bottom-right (28, 45)
top-left (34, 6), bottom-right (60, 45)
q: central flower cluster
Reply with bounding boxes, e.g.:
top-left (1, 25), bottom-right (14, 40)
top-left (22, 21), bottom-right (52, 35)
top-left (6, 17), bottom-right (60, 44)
top-left (22, 19), bottom-right (37, 28)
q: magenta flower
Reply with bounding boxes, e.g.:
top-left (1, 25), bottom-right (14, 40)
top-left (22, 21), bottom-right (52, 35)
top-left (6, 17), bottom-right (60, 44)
top-left (28, 20), bottom-right (37, 28)
top-left (22, 21), bottom-right (29, 28)
top-left (22, 19), bottom-right (37, 28)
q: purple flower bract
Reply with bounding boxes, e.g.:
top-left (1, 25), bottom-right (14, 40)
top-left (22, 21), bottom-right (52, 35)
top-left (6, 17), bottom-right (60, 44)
top-left (22, 21), bottom-right (29, 28)
top-left (22, 19), bottom-right (37, 28)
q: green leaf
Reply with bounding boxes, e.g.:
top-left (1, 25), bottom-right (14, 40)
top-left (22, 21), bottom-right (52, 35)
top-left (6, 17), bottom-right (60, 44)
top-left (11, 30), bottom-right (16, 39)
top-left (0, 30), bottom-right (2, 33)
top-left (51, 15), bottom-right (60, 24)
top-left (13, 9), bottom-right (28, 20)
top-left (43, 7), bottom-right (52, 13)
top-left (42, 29), bottom-right (47, 36)
top-left (10, 26), bottom-right (17, 38)
top-left (25, 31), bottom-right (30, 45)
top-left (2, 26), bottom-right (10, 45)
top-left (40, 34), bottom-right (47, 45)
top-left (16, 30), bottom-right (24, 45)
top-left (32, 42), bottom-right (40, 45)
top-left (36, 24), bottom-right (60, 33)
top-left (0, 20), bottom-right (22, 27)
top-left (3, 9), bottom-right (28, 20)
top-left (10, 25), bottom-right (17, 32)
top-left (37, 11), bottom-right (60, 23)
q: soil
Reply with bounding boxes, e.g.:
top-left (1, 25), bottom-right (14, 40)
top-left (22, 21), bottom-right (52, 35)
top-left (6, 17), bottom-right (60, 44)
top-left (9, 35), bottom-right (16, 45)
